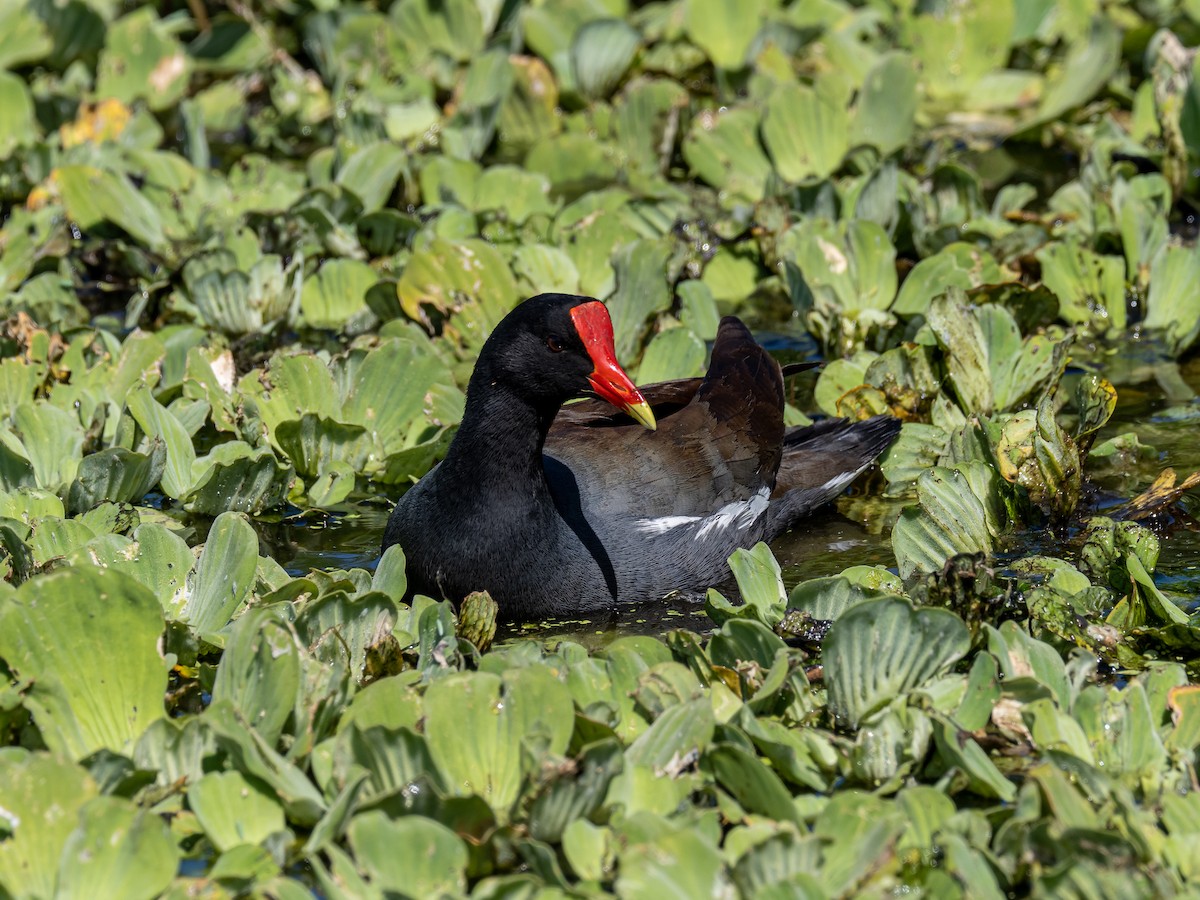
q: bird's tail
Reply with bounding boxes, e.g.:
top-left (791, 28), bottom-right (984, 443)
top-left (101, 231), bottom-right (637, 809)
top-left (763, 415), bottom-right (901, 538)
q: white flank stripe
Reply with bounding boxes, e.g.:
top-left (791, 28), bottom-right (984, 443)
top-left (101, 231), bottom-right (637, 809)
top-left (635, 487), bottom-right (770, 541)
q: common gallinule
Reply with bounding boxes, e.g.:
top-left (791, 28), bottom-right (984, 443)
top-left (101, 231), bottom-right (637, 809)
top-left (382, 293), bottom-right (900, 621)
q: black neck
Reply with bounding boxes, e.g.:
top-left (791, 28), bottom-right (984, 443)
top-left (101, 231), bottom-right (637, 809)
top-left (439, 372), bottom-right (561, 486)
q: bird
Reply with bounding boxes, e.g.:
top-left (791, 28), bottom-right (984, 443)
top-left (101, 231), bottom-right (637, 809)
top-left (382, 293), bottom-right (900, 621)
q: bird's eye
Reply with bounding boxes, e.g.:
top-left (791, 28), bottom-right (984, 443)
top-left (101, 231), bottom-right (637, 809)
top-left (546, 335), bottom-right (564, 353)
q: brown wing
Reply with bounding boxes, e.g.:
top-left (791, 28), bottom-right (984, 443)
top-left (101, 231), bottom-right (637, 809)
top-left (545, 317), bottom-right (787, 519)
top-left (557, 360), bottom-right (817, 428)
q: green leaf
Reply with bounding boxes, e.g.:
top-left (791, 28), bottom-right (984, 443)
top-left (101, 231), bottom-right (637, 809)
top-left (211, 607), bottom-right (301, 746)
top-left (617, 826), bottom-right (725, 899)
top-left (684, 0), bottom-right (767, 70)
top-left (1144, 243), bottom-right (1200, 356)
top-left (607, 238), bottom-right (675, 361)
top-left (1037, 242), bottom-right (1127, 334)
top-left (762, 79), bottom-right (850, 182)
top-left (424, 668), bottom-right (574, 819)
top-left (442, 48), bottom-right (513, 160)
top-left (56, 797), bottom-right (178, 900)
top-left (54, 165), bottom-right (167, 250)
top-left (0, 568), bottom-right (166, 759)
top-left (347, 812), bottom-right (468, 897)
top-left (96, 8), bottom-right (191, 110)
top-left (0, 72), bottom-right (37, 159)
top-left (637, 327), bottom-right (705, 384)
top-left (9, 402), bottom-right (83, 494)
top-left (563, 819), bottom-right (614, 883)
top-left (391, 0), bottom-right (485, 64)
top-left (1127, 552), bottom-right (1190, 626)
top-left (204, 701), bottom-right (327, 826)
top-left (1074, 374), bottom-right (1117, 443)
top-left (328, 723), bottom-right (441, 810)
top-left (336, 142), bottom-right (407, 212)
top-left (0, 754), bottom-right (97, 900)
top-left (396, 237), bottom-right (519, 347)
top-left (182, 511), bottom-right (259, 638)
top-left (851, 53), bottom-right (918, 155)
top-left (700, 245), bottom-right (759, 303)
top-left (893, 243), bottom-right (1006, 316)
top-left (295, 592), bottom-right (397, 681)
top-left (371, 544), bottom-right (408, 601)
top-left (706, 543), bottom-right (787, 628)
top-left (825, 597), bottom-right (969, 728)
top-left (785, 570), bottom-right (904, 623)
top-left (0, 3), bottom-right (51, 69)
top-left (706, 742), bottom-right (802, 825)
top-left (301, 258), bottom-right (378, 331)
top-left (682, 107), bottom-right (772, 202)
top-left (527, 739), bottom-right (623, 843)
top-left (731, 831), bottom-right (823, 899)
top-left (127, 386), bottom-right (195, 500)
top-left (891, 462), bottom-right (1004, 579)
top-left (930, 714), bottom-right (1017, 801)
top-left (513, 244), bottom-right (581, 296)
top-left (66, 524), bottom-right (194, 618)
top-left (906, 0), bottom-right (1014, 105)
top-left (67, 442), bottom-right (166, 514)
top-left (781, 219), bottom-right (898, 343)
top-left (185, 255), bottom-right (298, 335)
top-left (188, 770), bottom-right (287, 853)
top-left (572, 19), bottom-right (640, 100)
top-left (185, 442), bottom-right (293, 516)
top-left (1030, 17), bottom-right (1120, 125)
top-left (626, 698), bottom-right (715, 770)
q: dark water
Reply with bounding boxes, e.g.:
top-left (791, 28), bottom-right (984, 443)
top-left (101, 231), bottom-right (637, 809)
top-left (259, 342), bottom-right (1200, 646)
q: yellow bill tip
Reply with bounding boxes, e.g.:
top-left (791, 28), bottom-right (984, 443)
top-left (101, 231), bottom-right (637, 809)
top-left (625, 399), bottom-right (657, 431)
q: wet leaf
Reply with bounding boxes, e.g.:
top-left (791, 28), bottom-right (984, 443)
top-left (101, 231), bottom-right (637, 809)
top-left (1037, 242), bottom-right (1127, 334)
top-left (67, 442), bottom-right (166, 514)
top-left (1074, 374), bottom-right (1117, 444)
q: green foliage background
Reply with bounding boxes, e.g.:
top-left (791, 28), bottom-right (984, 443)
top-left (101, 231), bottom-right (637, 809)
top-left (3, 0), bottom-right (1200, 896)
